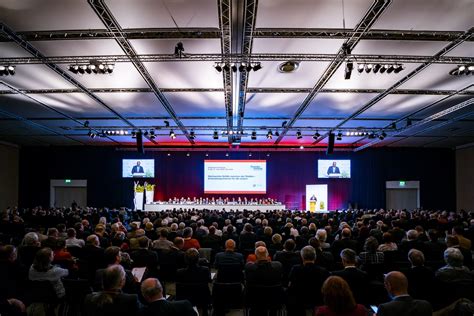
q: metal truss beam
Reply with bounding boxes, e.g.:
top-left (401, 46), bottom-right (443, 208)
top-left (354, 97), bottom-right (474, 151)
top-left (0, 28), bottom-right (220, 42)
top-left (236, 0), bottom-right (258, 138)
top-left (0, 22), bottom-right (146, 144)
top-left (218, 0), bottom-right (234, 143)
top-left (2, 53), bottom-right (471, 65)
top-left (88, 0), bottom-right (192, 144)
top-left (253, 28), bottom-right (474, 42)
top-left (1, 87), bottom-right (472, 96)
top-left (274, 0), bottom-right (393, 144)
top-left (1, 28), bottom-right (470, 42)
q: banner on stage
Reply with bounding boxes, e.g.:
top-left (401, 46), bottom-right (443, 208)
top-left (306, 184), bottom-right (328, 212)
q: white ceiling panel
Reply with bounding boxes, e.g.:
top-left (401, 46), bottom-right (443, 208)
top-left (253, 38), bottom-right (346, 54)
top-left (0, 0), bottom-right (105, 31)
top-left (303, 92), bottom-right (378, 116)
top-left (131, 39), bottom-right (221, 54)
top-left (129, 119), bottom-right (175, 127)
top-left (325, 63), bottom-right (423, 90)
top-left (445, 42), bottom-right (474, 57)
top-left (342, 120), bottom-right (392, 129)
top-left (399, 64), bottom-right (474, 91)
top-left (293, 119), bottom-right (342, 128)
top-left (181, 119), bottom-right (227, 127)
top-left (245, 93), bottom-right (306, 117)
top-left (96, 92), bottom-right (169, 117)
top-left (373, 0), bottom-right (473, 31)
top-left (361, 94), bottom-right (446, 119)
top-left (248, 61), bottom-right (331, 88)
top-left (256, 0), bottom-right (373, 28)
top-left (144, 62), bottom-right (224, 89)
top-left (60, 63), bottom-right (149, 89)
top-left (194, 134), bottom-right (229, 143)
top-left (70, 135), bottom-right (117, 146)
top-left (163, 92), bottom-right (225, 117)
top-left (243, 119), bottom-right (287, 128)
top-left (0, 42), bottom-right (34, 58)
top-left (30, 93), bottom-right (116, 117)
top-left (352, 40), bottom-right (447, 56)
top-left (33, 39), bottom-right (125, 56)
top-left (105, 0), bottom-right (219, 28)
top-left (1, 64), bottom-right (76, 90)
top-left (387, 136), bottom-right (444, 147)
top-left (411, 95), bottom-right (473, 120)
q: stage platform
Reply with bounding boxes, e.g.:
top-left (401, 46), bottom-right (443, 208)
top-left (143, 203), bottom-right (286, 212)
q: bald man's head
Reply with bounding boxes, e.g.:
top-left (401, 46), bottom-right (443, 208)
top-left (225, 239), bottom-right (236, 251)
top-left (384, 271), bottom-right (408, 297)
top-left (141, 278), bottom-right (163, 302)
top-left (255, 246), bottom-right (269, 261)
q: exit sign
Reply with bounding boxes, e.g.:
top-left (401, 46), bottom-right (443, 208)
top-left (399, 181), bottom-right (406, 186)
top-left (65, 179), bottom-right (71, 183)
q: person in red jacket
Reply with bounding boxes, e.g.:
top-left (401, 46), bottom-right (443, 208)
top-left (182, 227), bottom-right (200, 250)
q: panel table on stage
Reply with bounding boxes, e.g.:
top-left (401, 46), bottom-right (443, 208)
top-left (143, 203), bottom-right (286, 212)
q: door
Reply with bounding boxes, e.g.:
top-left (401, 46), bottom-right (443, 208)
top-left (54, 187), bottom-right (87, 207)
top-left (386, 188), bottom-right (418, 210)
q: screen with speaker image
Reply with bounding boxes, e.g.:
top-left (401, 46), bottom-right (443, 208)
top-left (318, 159), bottom-right (351, 178)
top-left (122, 159), bottom-right (155, 178)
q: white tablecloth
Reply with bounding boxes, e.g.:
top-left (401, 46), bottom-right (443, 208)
top-left (143, 203), bottom-right (286, 212)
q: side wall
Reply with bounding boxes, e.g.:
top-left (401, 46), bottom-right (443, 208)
top-left (456, 145), bottom-right (474, 211)
top-left (0, 142), bottom-right (19, 211)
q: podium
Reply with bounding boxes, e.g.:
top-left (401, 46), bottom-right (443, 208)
top-left (132, 173), bottom-right (146, 178)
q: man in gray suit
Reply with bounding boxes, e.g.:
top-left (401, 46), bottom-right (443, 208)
top-left (377, 271), bottom-right (432, 316)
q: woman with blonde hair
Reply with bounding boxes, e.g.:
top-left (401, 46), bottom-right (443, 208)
top-left (315, 276), bottom-right (367, 316)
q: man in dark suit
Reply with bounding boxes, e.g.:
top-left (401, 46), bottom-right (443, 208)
top-left (84, 265), bottom-right (140, 316)
top-left (377, 271), bottom-right (432, 316)
top-left (273, 239), bottom-right (302, 285)
top-left (405, 249), bottom-right (435, 301)
top-left (214, 239), bottom-right (244, 268)
top-left (176, 248), bottom-right (211, 284)
top-left (245, 246), bottom-right (283, 286)
top-left (331, 228), bottom-right (359, 260)
top-left (139, 278), bottom-right (195, 316)
top-left (327, 161), bottom-right (340, 176)
top-left (130, 237), bottom-right (159, 274)
top-left (332, 248), bottom-right (369, 304)
top-left (131, 161), bottom-right (144, 174)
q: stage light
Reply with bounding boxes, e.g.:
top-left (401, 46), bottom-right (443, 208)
top-left (344, 62), bottom-right (353, 80)
top-left (107, 64), bottom-right (114, 73)
top-left (186, 152), bottom-right (190, 157)
top-left (458, 65), bottom-right (466, 72)
top-left (394, 64), bottom-right (404, 73)
top-left (468, 66), bottom-right (474, 72)
top-left (387, 65), bottom-right (395, 74)
top-left (174, 42), bottom-right (185, 58)
top-left (119, 130), bottom-right (125, 135)
top-left (251, 131), bottom-right (257, 140)
top-left (223, 64), bottom-right (230, 72)
top-left (346, 131), bottom-right (351, 136)
top-left (246, 64), bottom-right (253, 72)
top-left (205, 152), bottom-right (209, 157)
top-left (337, 132), bottom-right (342, 141)
top-left (149, 129), bottom-right (155, 139)
top-left (313, 131), bottom-right (320, 139)
top-left (373, 64), bottom-right (381, 73)
top-left (238, 63), bottom-right (246, 72)
top-left (167, 152), bottom-right (171, 156)
top-left (231, 64), bottom-right (237, 72)
top-left (281, 121), bottom-right (287, 128)
top-left (365, 64), bottom-right (373, 73)
top-left (380, 65), bottom-right (388, 74)
top-left (266, 130), bottom-right (273, 139)
top-left (407, 118), bottom-right (412, 127)
top-left (69, 65), bottom-right (78, 74)
top-left (296, 130), bottom-right (302, 139)
top-left (357, 64), bottom-right (364, 73)
top-left (300, 145), bottom-right (304, 150)
top-left (381, 132), bottom-right (387, 138)
top-left (249, 152), bottom-right (252, 157)
top-left (252, 63), bottom-right (262, 71)
top-left (214, 63), bottom-right (223, 72)
top-left (213, 131), bottom-right (219, 139)
top-left (164, 120), bottom-right (170, 127)
top-left (131, 131), bottom-right (137, 138)
top-left (169, 130), bottom-right (176, 139)
top-left (189, 130), bottom-right (195, 139)
top-left (225, 152), bottom-right (229, 157)
top-left (87, 130), bottom-right (95, 138)
top-left (266, 153), bottom-right (270, 157)
top-left (84, 120), bottom-right (89, 127)
top-left (275, 131), bottom-right (280, 137)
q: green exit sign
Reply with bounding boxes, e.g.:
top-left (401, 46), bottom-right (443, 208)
top-left (65, 179), bottom-right (71, 183)
top-left (399, 181), bottom-right (406, 186)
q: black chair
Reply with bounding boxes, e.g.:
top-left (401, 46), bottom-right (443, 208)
top-left (176, 282), bottom-right (211, 315)
top-left (25, 280), bottom-right (61, 316)
top-left (212, 282), bottom-right (244, 315)
top-left (363, 263), bottom-right (385, 282)
top-left (216, 264), bottom-right (244, 283)
top-left (66, 246), bottom-right (83, 258)
top-left (435, 280), bottom-right (474, 310)
top-left (244, 284), bottom-right (284, 316)
top-left (61, 278), bottom-right (93, 316)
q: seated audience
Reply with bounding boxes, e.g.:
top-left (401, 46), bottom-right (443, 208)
top-left (273, 239), bottom-right (302, 284)
top-left (214, 239), bottom-right (244, 268)
top-left (332, 248), bottom-right (368, 305)
top-left (245, 246), bottom-right (282, 286)
top-left (176, 248), bottom-right (211, 284)
top-left (435, 247), bottom-right (473, 283)
top-left (377, 232), bottom-right (398, 252)
top-left (405, 249), bottom-right (435, 301)
top-left (452, 226), bottom-right (471, 250)
top-left (377, 271), bottom-right (432, 316)
top-left (359, 236), bottom-right (384, 266)
top-left (331, 228), bottom-right (358, 260)
top-left (65, 228), bottom-right (85, 248)
top-left (152, 229), bottom-right (174, 250)
top-left (182, 228), bottom-right (200, 250)
top-left (446, 235), bottom-right (472, 268)
top-left (139, 278), bottom-right (195, 316)
top-left (94, 246), bottom-right (138, 293)
top-left (315, 276), bottom-right (367, 316)
top-left (18, 232), bottom-right (41, 267)
top-left (316, 229), bottom-right (331, 250)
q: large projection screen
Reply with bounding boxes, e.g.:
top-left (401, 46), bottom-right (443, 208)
top-left (204, 160), bottom-right (267, 194)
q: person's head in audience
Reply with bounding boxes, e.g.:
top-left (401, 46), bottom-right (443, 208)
top-left (264, 226), bottom-right (273, 237)
top-left (340, 248), bottom-right (357, 267)
top-left (309, 237), bottom-right (321, 250)
top-left (406, 229), bottom-right (418, 241)
top-left (316, 229), bottom-right (327, 243)
top-left (184, 248), bottom-right (200, 266)
top-left (209, 226), bottom-right (216, 235)
top-left (272, 233), bottom-right (282, 245)
top-left (244, 223), bottom-right (253, 233)
top-left (183, 227), bottom-right (193, 238)
top-left (47, 227), bottom-right (59, 238)
top-left (103, 264), bottom-right (126, 291)
top-left (226, 225), bottom-right (234, 234)
top-left (32, 247), bottom-right (54, 272)
top-left (255, 246), bottom-right (269, 262)
top-left (254, 241), bottom-right (266, 250)
top-left (158, 228), bottom-right (169, 239)
top-left (225, 239), bottom-right (236, 252)
top-left (67, 228), bottom-right (77, 239)
top-left (22, 232), bottom-right (40, 247)
top-left (87, 234), bottom-right (100, 247)
top-left (341, 228), bottom-right (351, 239)
top-left (363, 236), bottom-right (379, 253)
top-left (138, 236), bottom-right (150, 249)
top-left (428, 229), bottom-right (439, 242)
top-left (444, 247), bottom-right (464, 268)
top-left (300, 245), bottom-right (316, 264)
top-left (382, 232), bottom-right (393, 244)
top-left (170, 223), bottom-right (178, 232)
top-left (173, 237), bottom-right (184, 250)
top-left (141, 278), bottom-right (165, 303)
top-left (384, 271), bottom-right (409, 299)
top-left (283, 239), bottom-right (296, 252)
top-left (321, 276), bottom-right (357, 314)
top-left (445, 235), bottom-right (459, 248)
top-left (104, 246), bottom-right (121, 265)
top-left (408, 249), bottom-right (425, 267)
top-left (452, 226), bottom-right (465, 237)
top-left (0, 245), bottom-right (17, 263)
